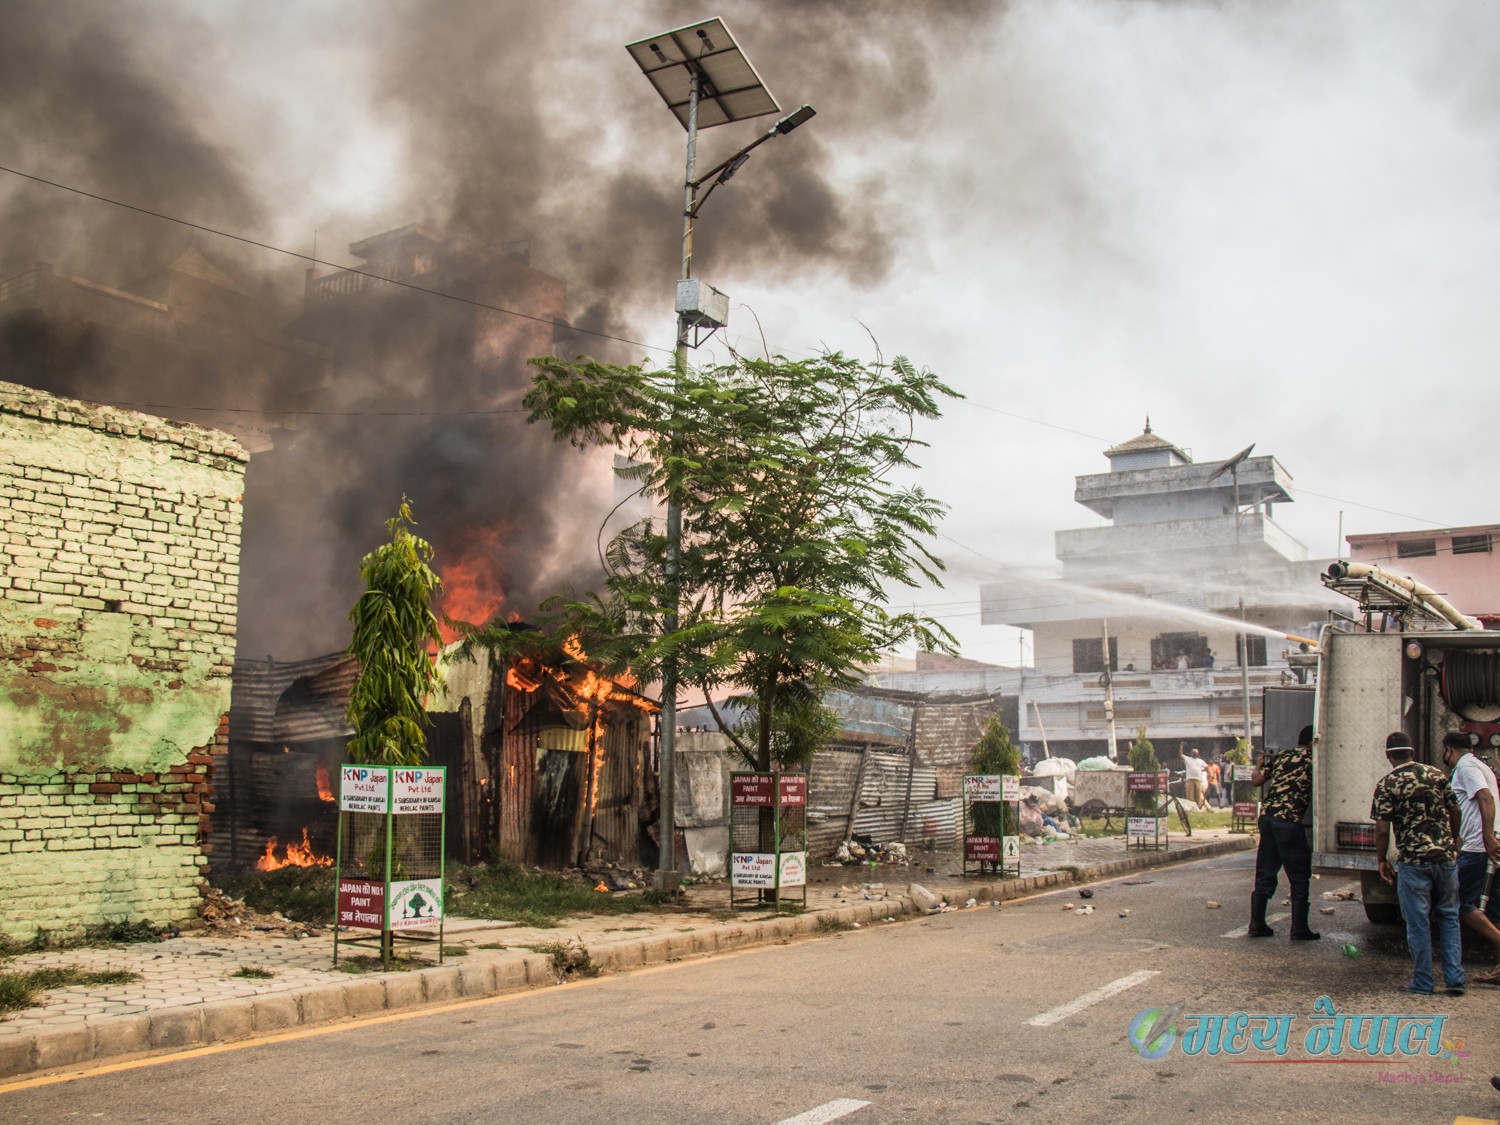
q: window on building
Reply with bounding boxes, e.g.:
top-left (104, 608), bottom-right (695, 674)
top-left (1453, 533), bottom-right (1493, 555)
top-left (1150, 632), bottom-right (1209, 670)
top-left (1072, 637), bottom-right (1118, 674)
top-left (1244, 636), bottom-right (1267, 667)
top-left (1397, 538), bottom-right (1437, 558)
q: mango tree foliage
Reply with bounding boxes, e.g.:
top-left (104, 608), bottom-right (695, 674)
top-left (345, 499), bottom-right (443, 766)
top-left (521, 348), bottom-right (959, 770)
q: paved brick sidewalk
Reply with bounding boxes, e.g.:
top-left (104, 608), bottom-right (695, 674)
top-left (0, 828), bottom-right (1251, 1081)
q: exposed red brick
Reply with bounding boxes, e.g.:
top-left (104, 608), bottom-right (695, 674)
top-left (89, 783), bottom-right (121, 794)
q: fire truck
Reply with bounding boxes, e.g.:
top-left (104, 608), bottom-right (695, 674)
top-left (1309, 562), bottom-right (1499, 923)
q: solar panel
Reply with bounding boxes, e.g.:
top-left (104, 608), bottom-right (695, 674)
top-left (626, 18), bottom-right (781, 130)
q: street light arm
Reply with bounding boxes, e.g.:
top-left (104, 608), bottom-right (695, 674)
top-left (688, 105), bottom-right (816, 217)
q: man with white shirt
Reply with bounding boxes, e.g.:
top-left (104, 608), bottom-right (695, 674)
top-left (1182, 748), bottom-right (1207, 806)
top-left (1442, 730), bottom-right (1500, 985)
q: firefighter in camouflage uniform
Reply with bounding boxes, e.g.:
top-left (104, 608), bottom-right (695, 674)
top-left (1372, 730), bottom-right (1464, 995)
top-left (1247, 724), bottom-right (1320, 940)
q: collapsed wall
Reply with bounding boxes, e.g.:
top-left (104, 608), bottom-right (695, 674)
top-left (0, 382), bottom-right (246, 940)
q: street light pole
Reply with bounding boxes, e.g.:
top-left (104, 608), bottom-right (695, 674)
top-left (626, 19), bottom-right (814, 894)
top-left (655, 69), bottom-right (701, 891)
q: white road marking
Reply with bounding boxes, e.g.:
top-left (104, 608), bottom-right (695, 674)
top-left (1223, 912), bottom-right (1289, 938)
top-left (1025, 969), bottom-right (1160, 1027)
top-left (774, 1099), bottom-right (873, 1124)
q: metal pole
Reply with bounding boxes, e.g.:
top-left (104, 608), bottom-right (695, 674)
top-left (655, 68), bottom-right (700, 893)
top-left (1239, 599), bottom-right (1252, 745)
top-left (1102, 620), bottom-right (1118, 761)
top-left (1230, 465), bottom-right (1252, 748)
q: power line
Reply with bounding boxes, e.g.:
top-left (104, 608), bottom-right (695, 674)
top-left (97, 400), bottom-right (531, 419)
top-left (0, 163), bottom-right (670, 357)
top-left (0, 167), bottom-right (1470, 529)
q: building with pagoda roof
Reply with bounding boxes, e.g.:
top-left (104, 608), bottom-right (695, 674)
top-left (979, 420), bottom-right (1338, 758)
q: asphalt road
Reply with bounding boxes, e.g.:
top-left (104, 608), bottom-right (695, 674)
top-left (4, 852), bottom-right (1499, 1124)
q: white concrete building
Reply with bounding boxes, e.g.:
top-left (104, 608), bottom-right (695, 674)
top-left (980, 421), bottom-right (1338, 759)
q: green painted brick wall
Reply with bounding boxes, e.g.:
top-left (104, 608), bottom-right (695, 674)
top-left (0, 382), bottom-right (247, 939)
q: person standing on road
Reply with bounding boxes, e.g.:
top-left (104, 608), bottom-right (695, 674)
top-left (1183, 749), bottom-right (1207, 807)
top-left (1372, 731), bottom-right (1464, 996)
top-left (1205, 757), bottom-right (1222, 807)
top-left (1440, 731), bottom-right (1500, 985)
top-left (1247, 725), bottom-right (1319, 940)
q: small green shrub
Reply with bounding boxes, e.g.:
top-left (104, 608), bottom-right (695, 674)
top-left (533, 939), bottom-right (600, 979)
top-left (0, 966), bottom-right (142, 1015)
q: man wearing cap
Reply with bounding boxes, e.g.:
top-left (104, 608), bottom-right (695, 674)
top-left (1441, 731), bottom-right (1500, 985)
top-left (1247, 724), bottom-right (1319, 940)
top-left (1372, 731), bottom-right (1464, 995)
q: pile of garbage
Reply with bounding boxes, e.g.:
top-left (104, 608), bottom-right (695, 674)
top-left (1019, 786), bottom-right (1078, 840)
top-left (198, 887), bottom-right (324, 938)
top-left (831, 838), bottom-right (910, 866)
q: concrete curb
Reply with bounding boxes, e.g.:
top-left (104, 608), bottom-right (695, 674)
top-left (0, 834), bottom-right (1253, 1080)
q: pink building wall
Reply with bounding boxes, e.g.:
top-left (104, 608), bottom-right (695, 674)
top-left (1347, 524), bottom-right (1500, 619)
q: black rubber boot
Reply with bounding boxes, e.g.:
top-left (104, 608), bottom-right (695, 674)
top-left (1248, 894), bottom-right (1274, 937)
top-left (1290, 900), bottom-right (1321, 941)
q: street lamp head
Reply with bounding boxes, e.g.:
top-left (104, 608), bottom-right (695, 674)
top-left (775, 104), bottom-right (817, 134)
top-left (715, 152), bottom-right (752, 186)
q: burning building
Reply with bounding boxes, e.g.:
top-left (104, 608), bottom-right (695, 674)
top-left (216, 641), bottom-right (657, 874)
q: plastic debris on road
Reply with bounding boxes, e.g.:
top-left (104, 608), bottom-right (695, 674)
top-left (1343, 944), bottom-right (1362, 958)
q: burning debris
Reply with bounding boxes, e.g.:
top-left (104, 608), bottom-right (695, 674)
top-left (198, 887), bottom-right (323, 939)
top-left (255, 827), bottom-right (334, 872)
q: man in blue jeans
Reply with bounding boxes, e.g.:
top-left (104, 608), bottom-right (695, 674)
top-left (1372, 731), bottom-right (1464, 995)
top-left (1441, 731), bottom-right (1500, 985)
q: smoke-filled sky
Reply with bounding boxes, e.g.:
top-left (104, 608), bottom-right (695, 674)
top-left (3, 0), bottom-right (1499, 663)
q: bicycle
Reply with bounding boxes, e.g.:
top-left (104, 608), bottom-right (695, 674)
top-left (1154, 791), bottom-right (1194, 836)
top-left (1154, 769), bottom-right (1194, 836)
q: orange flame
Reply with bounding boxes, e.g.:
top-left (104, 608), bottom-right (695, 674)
top-left (436, 524), bottom-right (513, 642)
top-left (256, 827), bottom-right (333, 871)
top-left (315, 761), bottom-right (334, 803)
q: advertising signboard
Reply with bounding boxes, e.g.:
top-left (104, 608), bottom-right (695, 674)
top-left (966, 835), bottom-right (1002, 862)
top-left (392, 768), bottom-right (445, 815)
top-left (731, 852), bottom-right (777, 888)
top-left (337, 878), bottom-right (385, 931)
top-left (339, 766), bottom-right (391, 813)
top-left (965, 775), bottom-right (1003, 802)
top-left (731, 774), bottom-right (777, 807)
top-left (388, 878), bottom-right (444, 930)
top-left (778, 851), bottom-right (807, 888)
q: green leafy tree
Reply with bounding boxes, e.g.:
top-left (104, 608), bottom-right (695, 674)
top-left (969, 715), bottom-right (1022, 868)
top-left (345, 498), bottom-right (443, 766)
top-left (1128, 725), bottom-right (1161, 815)
top-left (518, 347), bottom-right (960, 771)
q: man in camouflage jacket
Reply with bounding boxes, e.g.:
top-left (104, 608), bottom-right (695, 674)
top-left (1248, 724), bottom-right (1319, 939)
top-left (1372, 731), bottom-right (1464, 995)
